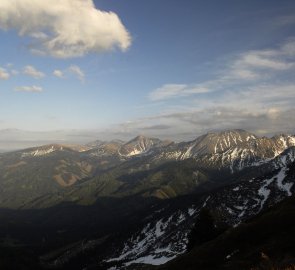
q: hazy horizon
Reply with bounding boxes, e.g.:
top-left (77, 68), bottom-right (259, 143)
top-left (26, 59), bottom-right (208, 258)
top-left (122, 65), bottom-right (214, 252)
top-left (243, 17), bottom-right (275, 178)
top-left (1, 127), bottom-right (294, 152)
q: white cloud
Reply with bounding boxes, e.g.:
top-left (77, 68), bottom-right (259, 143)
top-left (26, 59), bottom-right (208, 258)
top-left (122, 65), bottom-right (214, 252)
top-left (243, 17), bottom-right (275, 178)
top-left (149, 39), bottom-right (295, 101)
top-left (230, 40), bottom-right (295, 74)
top-left (238, 52), bottom-right (293, 70)
top-left (0, 0), bottom-right (131, 58)
top-left (144, 39), bottom-right (295, 138)
top-left (149, 84), bottom-right (210, 101)
top-left (282, 38), bottom-right (295, 56)
top-left (0, 67), bottom-right (9, 80)
top-left (53, 69), bottom-right (64, 78)
top-left (15, 85), bottom-right (43, 93)
top-left (267, 107), bottom-right (280, 120)
top-left (68, 65), bottom-right (85, 82)
top-left (52, 65), bottom-right (85, 81)
top-left (228, 68), bottom-right (258, 80)
top-left (118, 82), bottom-right (295, 139)
top-left (23, 65), bottom-right (45, 79)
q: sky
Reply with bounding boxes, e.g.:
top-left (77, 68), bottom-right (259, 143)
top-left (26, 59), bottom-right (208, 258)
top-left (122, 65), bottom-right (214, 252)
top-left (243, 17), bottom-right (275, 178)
top-left (0, 0), bottom-right (295, 147)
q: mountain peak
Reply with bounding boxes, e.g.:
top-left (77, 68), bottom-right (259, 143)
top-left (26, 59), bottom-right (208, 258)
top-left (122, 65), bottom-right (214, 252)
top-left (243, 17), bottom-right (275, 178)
top-left (206, 129), bottom-right (255, 137)
top-left (191, 129), bottom-right (257, 154)
top-left (86, 140), bottom-right (105, 148)
top-left (19, 144), bottom-right (89, 158)
top-left (120, 135), bottom-right (164, 157)
top-left (129, 134), bottom-right (151, 142)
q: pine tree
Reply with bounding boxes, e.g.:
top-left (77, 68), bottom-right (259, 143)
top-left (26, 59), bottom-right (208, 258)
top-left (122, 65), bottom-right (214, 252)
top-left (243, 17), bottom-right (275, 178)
top-left (187, 208), bottom-right (217, 251)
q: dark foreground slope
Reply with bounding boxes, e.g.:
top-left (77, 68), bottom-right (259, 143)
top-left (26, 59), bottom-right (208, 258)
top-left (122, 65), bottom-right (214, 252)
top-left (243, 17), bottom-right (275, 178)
top-left (155, 195), bottom-right (295, 270)
top-left (0, 195), bottom-right (161, 270)
top-left (2, 194), bottom-right (295, 270)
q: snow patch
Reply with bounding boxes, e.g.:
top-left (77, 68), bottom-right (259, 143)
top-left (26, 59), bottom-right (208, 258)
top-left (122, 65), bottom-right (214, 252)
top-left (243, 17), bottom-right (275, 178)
top-left (21, 146), bottom-right (56, 157)
top-left (126, 148), bottom-right (145, 157)
top-left (125, 254), bottom-right (177, 266)
top-left (188, 207), bottom-right (197, 216)
top-left (257, 165), bottom-right (291, 210)
top-left (258, 178), bottom-right (273, 211)
top-left (106, 214), bottom-right (186, 267)
top-left (177, 213), bottom-right (186, 224)
top-left (276, 167), bottom-right (293, 196)
top-left (226, 207), bottom-right (234, 215)
top-left (202, 196), bottom-right (211, 207)
top-left (226, 250), bottom-right (239, 259)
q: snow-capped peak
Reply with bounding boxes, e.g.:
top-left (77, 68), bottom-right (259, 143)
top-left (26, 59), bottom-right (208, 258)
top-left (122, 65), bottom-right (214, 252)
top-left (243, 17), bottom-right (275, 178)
top-left (119, 135), bottom-right (169, 157)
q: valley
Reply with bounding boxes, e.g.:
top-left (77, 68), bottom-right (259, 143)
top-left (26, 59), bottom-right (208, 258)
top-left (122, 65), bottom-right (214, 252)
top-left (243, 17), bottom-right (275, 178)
top-left (0, 129), bottom-right (295, 269)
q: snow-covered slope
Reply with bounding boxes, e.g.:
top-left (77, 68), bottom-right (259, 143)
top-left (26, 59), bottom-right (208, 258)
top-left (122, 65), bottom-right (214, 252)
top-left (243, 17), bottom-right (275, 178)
top-left (21, 145), bottom-right (58, 157)
top-left (118, 135), bottom-right (172, 157)
top-left (106, 205), bottom-right (201, 268)
top-left (19, 144), bottom-right (92, 158)
top-left (153, 130), bottom-right (295, 172)
top-left (104, 147), bottom-right (295, 269)
top-left (198, 134), bottom-right (295, 172)
top-left (86, 140), bottom-right (124, 157)
top-left (200, 147), bottom-right (295, 225)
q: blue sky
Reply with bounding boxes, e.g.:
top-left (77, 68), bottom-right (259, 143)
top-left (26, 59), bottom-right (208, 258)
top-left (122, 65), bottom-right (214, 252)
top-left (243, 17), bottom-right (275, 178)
top-left (0, 0), bottom-right (295, 144)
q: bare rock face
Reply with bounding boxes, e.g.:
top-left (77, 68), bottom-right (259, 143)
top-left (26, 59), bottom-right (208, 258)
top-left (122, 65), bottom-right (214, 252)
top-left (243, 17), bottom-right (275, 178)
top-left (118, 135), bottom-right (171, 157)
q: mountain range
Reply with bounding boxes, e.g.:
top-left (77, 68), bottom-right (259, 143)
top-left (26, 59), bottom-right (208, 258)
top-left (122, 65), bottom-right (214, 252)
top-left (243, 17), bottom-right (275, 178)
top-left (0, 129), bottom-right (295, 269)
